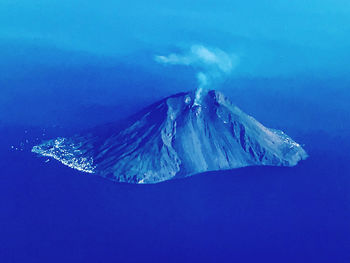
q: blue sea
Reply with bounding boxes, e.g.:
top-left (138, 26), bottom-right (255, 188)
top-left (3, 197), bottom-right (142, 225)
top-left (1, 41), bottom-right (349, 263)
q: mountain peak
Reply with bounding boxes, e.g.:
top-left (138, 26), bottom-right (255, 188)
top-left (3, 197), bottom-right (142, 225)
top-left (32, 90), bottom-right (308, 184)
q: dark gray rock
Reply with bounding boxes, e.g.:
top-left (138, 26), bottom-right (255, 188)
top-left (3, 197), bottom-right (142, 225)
top-left (32, 90), bottom-right (308, 184)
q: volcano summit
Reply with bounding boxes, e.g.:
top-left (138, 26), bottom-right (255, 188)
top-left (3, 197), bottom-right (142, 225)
top-left (32, 90), bottom-right (308, 184)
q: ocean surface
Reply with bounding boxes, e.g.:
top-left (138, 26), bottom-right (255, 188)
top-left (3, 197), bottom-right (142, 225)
top-left (1, 45), bottom-right (350, 262)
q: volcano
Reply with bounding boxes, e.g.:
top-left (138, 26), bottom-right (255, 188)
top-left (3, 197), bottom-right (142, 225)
top-left (32, 90), bottom-right (308, 184)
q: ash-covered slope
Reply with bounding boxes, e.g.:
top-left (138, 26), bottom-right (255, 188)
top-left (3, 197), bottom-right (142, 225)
top-left (32, 90), bottom-right (308, 184)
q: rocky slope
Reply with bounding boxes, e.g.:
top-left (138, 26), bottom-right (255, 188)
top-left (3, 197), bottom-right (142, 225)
top-left (32, 90), bottom-right (308, 183)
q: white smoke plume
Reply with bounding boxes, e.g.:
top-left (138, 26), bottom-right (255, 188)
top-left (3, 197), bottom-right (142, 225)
top-left (155, 45), bottom-right (238, 105)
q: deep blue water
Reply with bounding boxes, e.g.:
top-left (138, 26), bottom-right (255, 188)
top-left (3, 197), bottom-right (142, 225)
top-left (1, 44), bottom-right (350, 262)
top-left (1, 121), bottom-right (350, 263)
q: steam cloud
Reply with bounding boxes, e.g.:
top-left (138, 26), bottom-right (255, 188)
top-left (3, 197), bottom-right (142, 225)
top-left (155, 45), bottom-right (238, 105)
